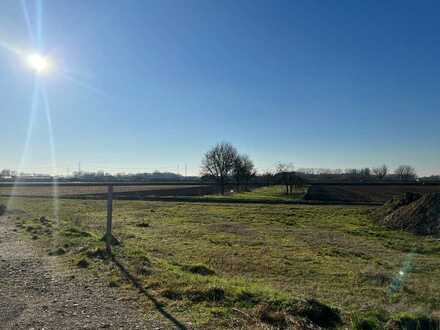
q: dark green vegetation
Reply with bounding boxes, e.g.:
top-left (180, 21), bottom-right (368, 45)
top-left (3, 196), bottom-right (440, 329)
top-left (305, 184), bottom-right (440, 204)
top-left (204, 185), bottom-right (307, 202)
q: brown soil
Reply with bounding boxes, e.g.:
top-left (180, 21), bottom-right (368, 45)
top-left (304, 184), bottom-right (440, 203)
top-left (379, 193), bottom-right (440, 235)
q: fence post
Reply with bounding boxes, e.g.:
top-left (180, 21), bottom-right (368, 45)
top-left (106, 184), bottom-right (113, 254)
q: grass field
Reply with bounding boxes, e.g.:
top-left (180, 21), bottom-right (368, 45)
top-left (3, 196), bottom-right (440, 328)
top-left (204, 185), bottom-right (307, 202)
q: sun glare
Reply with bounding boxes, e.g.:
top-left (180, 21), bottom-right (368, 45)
top-left (27, 53), bottom-right (50, 73)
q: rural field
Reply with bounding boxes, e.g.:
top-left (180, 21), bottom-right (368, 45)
top-left (305, 184), bottom-right (440, 204)
top-left (0, 184), bottom-right (215, 198)
top-left (3, 190), bottom-right (440, 329)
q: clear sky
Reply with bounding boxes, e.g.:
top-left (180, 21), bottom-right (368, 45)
top-left (1, 0), bottom-right (439, 176)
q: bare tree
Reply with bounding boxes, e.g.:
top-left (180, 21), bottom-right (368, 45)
top-left (372, 165), bottom-right (388, 180)
top-left (232, 154), bottom-right (256, 191)
top-left (394, 165), bottom-right (417, 181)
top-left (201, 142), bottom-right (238, 195)
top-left (275, 163), bottom-right (305, 195)
top-left (261, 169), bottom-right (275, 186)
top-left (275, 163), bottom-right (293, 194)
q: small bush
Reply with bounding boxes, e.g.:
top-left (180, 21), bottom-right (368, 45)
top-left (289, 299), bottom-right (341, 328)
top-left (161, 289), bottom-right (182, 300)
top-left (351, 314), bottom-right (381, 330)
top-left (388, 313), bottom-right (440, 330)
top-left (183, 264), bottom-right (215, 276)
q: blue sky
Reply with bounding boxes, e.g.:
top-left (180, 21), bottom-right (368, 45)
top-left (1, 0), bottom-right (439, 176)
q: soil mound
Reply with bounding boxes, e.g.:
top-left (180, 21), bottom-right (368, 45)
top-left (375, 192), bottom-right (423, 219)
top-left (380, 193), bottom-right (440, 235)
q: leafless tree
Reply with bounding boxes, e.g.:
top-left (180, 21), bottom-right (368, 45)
top-left (232, 154), bottom-right (256, 191)
top-left (261, 169), bottom-right (275, 186)
top-left (275, 163), bottom-right (293, 194)
top-left (201, 142), bottom-right (238, 195)
top-left (372, 165), bottom-right (388, 180)
top-left (394, 165), bottom-right (417, 181)
top-left (275, 163), bottom-right (306, 195)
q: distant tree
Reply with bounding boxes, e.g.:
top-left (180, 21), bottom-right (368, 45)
top-left (276, 163), bottom-right (293, 194)
top-left (394, 165), bottom-right (417, 181)
top-left (232, 154), bottom-right (256, 191)
top-left (372, 165), bottom-right (388, 180)
top-left (360, 167), bottom-right (371, 179)
top-left (274, 163), bottom-right (306, 195)
top-left (261, 169), bottom-right (275, 186)
top-left (201, 142), bottom-right (238, 195)
top-left (346, 168), bottom-right (360, 181)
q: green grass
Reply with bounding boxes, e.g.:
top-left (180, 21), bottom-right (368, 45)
top-left (204, 185), bottom-right (307, 202)
top-left (3, 196), bottom-right (440, 328)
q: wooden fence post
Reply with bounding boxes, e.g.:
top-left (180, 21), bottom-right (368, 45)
top-left (106, 184), bottom-right (113, 254)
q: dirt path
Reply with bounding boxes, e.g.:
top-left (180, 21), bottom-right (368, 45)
top-left (0, 215), bottom-right (161, 330)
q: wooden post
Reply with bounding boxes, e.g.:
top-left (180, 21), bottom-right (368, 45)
top-left (106, 184), bottom-right (113, 254)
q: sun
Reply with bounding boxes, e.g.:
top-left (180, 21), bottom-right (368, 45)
top-left (27, 53), bottom-right (50, 73)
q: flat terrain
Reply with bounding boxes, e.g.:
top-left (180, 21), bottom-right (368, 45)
top-left (0, 214), bottom-right (161, 329)
top-left (204, 185), bottom-right (306, 202)
top-left (305, 184), bottom-right (440, 203)
top-left (0, 184), bottom-right (214, 198)
top-left (2, 196), bottom-right (440, 328)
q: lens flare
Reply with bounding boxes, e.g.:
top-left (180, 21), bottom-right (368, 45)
top-left (27, 53), bottom-right (49, 73)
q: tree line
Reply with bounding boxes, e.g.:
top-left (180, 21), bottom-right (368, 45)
top-left (201, 142), bottom-right (419, 195)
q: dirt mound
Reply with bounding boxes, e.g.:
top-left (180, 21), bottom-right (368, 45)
top-left (380, 193), bottom-right (440, 235)
top-left (375, 192), bottom-right (423, 219)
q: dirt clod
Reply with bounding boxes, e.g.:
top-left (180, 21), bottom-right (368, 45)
top-left (183, 264), bottom-right (215, 276)
top-left (77, 258), bottom-right (89, 268)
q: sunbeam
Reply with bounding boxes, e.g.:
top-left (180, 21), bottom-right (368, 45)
top-left (41, 84), bottom-right (59, 222)
top-left (59, 70), bottom-right (107, 96)
top-left (6, 76), bottom-right (39, 210)
top-left (36, 0), bottom-right (43, 49)
top-left (20, 0), bottom-right (35, 46)
top-left (0, 39), bottom-right (25, 57)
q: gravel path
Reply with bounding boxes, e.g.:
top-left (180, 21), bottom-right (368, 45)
top-left (0, 215), bottom-right (161, 330)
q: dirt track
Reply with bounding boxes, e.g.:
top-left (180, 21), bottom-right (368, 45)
top-left (0, 215), bottom-right (161, 330)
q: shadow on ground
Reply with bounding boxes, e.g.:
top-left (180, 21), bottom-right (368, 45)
top-left (112, 256), bottom-right (187, 330)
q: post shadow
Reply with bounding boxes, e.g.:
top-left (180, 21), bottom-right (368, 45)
top-left (111, 256), bottom-right (187, 330)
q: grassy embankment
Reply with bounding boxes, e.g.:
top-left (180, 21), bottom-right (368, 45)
top-left (3, 195), bottom-right (440, 329)
top-left (203, 185), bottom-right (307, 202)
